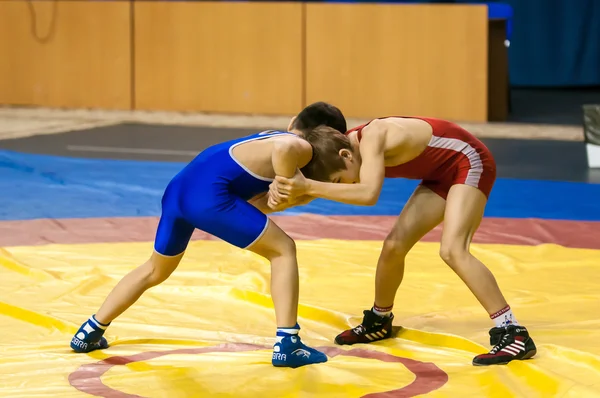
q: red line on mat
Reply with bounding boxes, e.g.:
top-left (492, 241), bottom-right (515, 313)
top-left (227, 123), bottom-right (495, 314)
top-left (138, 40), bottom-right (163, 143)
top-left (67, 343), bottom-right (448, 398)
top-left (1, 216), bottom-right (599, 249)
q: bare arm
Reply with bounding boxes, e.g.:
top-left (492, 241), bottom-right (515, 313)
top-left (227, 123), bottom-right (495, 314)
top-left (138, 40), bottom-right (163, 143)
top-left (266, 136), bottom-right (314, 210)
top-left (305, 121), bottom-right (391, 206)
top-left (249, 192), bottom-right (316, 214)
top-left (272, 136), bottom-right (313, 178)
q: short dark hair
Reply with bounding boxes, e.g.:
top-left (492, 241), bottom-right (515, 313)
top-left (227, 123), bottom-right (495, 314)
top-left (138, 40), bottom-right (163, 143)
top-left (292, 102), bottom-right (347, 134)
top-left (300, 125), bottom-right (352, 182)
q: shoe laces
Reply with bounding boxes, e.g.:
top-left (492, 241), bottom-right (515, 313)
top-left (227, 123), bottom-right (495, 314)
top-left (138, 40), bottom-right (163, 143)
top-left (490, 333), bottom-right (510, 354)
top-left (353, 324), bottom-right (366, 334)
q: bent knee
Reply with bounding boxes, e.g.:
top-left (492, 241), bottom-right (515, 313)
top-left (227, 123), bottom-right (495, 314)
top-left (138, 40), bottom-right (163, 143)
top-left (381, 234), bottom-right (413, 260)
top-left (146, 266), bottom-right (171, 287)
top-left (144, 255), bottom-right (180, 287)
top-left (439, 243), bottom-right (470, 267)
top-left (259, 236), bottom-right (297, 261)
top-left (275, 236), bottom-right (297, 257)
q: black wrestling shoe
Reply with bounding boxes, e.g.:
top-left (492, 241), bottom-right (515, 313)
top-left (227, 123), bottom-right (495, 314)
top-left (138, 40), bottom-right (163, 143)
top-left (335, 310), bottom-right (394, 345)
top-left (473, 325), bottom-right (537, 366)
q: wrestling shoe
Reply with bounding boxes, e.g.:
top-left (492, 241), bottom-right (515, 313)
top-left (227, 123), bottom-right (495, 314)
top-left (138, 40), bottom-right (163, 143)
top-left (272, 327), bottom-right (328, 368)
top-left (70, 315), bottom-right (109, 353)
top-left (473, 325), bottom-right (537, 366)
top-left (335, 309), bottom-right (394, 345)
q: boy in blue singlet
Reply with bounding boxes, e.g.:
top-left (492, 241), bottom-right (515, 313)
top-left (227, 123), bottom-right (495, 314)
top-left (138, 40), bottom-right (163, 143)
top-left (70, 103), bottom-right (352, 369)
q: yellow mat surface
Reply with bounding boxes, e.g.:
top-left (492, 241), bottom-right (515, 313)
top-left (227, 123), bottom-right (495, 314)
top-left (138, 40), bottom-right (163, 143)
top-left (1, 240), bottom-right (600, 397)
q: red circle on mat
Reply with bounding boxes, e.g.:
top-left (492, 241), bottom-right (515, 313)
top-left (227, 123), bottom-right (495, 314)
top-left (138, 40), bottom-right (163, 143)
top-left (68, 343), bottom-right (448, 398)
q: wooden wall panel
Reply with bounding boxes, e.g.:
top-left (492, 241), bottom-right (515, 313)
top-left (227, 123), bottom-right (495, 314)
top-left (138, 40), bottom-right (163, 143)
top-left (305, 4), bottom-right (488, 122)
top-left (0, 1), bottom-right (131, 109)
top-left (0, 1), bottom-right (490, 120)
top-left (134, 2), bottom-right (303, 115)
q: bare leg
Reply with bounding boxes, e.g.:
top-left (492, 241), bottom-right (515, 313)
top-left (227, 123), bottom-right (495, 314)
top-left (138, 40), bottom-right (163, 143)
top-left (249, 219), bottom-right (327, 367)
top-left (439, 184), bottom-right (508, 314)
top-left (95, 251), bottom-right (184, 324)
top-left (248, 220), bottom-right (298, 328)
top-left (335, 186), bottom-right (446, 345)
top-left (374, 186), bottom-right (446, 308)
top-left (70, 250), bottom-right (184, 353)
top-left (445, 187), bottom-right (539, 366)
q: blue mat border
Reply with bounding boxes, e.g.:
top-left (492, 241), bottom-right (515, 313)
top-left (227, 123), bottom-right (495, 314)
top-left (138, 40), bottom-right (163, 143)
top-left (1, 150), bottom-right (598, 221)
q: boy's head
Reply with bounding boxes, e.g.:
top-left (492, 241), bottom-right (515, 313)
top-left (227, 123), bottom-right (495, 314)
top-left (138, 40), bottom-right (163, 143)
top-left (289, 102), bottom-right (347, 134)
top-left (300, 125), bottom-right (361, 183)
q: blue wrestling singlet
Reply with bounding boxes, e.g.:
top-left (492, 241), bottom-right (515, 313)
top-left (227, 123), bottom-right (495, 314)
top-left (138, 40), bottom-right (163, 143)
top-left (154, 130), bottom-right (295, 256)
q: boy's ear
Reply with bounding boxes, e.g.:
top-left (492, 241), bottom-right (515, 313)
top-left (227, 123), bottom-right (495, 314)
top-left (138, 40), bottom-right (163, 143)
top-left (287, 116), bottom-right (297, 131)
top-left (339, 148), bottom-right (353, 160)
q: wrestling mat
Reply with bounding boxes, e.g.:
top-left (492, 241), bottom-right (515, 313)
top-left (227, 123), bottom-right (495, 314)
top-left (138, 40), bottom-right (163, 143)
top-left (1, 150), bottom-right (600, 397)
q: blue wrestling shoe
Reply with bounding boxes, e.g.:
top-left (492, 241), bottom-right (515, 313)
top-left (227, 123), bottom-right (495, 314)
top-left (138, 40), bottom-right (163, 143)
top-left (272, 324), bottom-right (327, 368)
top-left (70, 315), bottom-right (109, 353)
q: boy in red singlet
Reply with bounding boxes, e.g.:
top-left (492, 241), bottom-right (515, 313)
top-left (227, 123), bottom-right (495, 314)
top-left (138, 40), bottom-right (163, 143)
top-left (270, 115), bottom-right (537, 366)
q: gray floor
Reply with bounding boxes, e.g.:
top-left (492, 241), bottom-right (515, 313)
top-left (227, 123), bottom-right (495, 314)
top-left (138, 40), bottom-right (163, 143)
top-left (509, 87), bottom-right (600, 125)
top-left (1, 122), bottom-right (599, 183)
